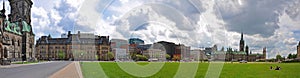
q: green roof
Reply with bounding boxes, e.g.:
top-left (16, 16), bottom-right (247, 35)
top-left (22, 21), bottom-right (31, 32)
top-left (3, 20), bottom-right (28, 35)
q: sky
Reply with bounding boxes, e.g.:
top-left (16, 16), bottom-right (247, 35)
top-left (2, 0), bottom-right (300, 59)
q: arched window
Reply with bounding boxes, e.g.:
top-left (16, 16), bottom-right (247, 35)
top-left (18, 40), bottom-right (20, 46)
top-left (12, 39), bottom-right (15, 45)
top-left (4, 47), bottom-right (8, 58)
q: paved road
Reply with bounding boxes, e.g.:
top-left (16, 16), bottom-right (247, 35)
top-left (0, 61), bottom-right (71, 78)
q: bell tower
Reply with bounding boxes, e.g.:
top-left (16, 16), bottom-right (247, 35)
top-left (239, 32), bottom-right (245, 51)
top-left (8, 0), bottom-right (32, 24)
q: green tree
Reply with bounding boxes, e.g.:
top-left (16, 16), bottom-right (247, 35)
top-left (135, 54), bottom-right (148, 61)
top-left (292, 54), bottom-right (297, 59)
top-left (288, 53), bottom-right (292, 59)
top-left (276, 54), bottom-right (282, 61)
top-left (107, 52), bottom-right (114, 61)
top-left (58, 50), bottom-right (65, 60)
top-left (166, 54), bottom-right (171, 60)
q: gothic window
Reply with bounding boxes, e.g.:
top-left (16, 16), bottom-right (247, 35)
top-left (12, 39), bottom-right (15, 45)
top-left (18, 40), bottom-right (20, 46)
top-left (4, 47), bottom-right (8, 58)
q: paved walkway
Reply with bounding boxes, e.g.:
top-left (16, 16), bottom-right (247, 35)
top-left (49, 62), bottom-right (83, 78)
top-left (0, 61), bottom-right (71, 78)
top-left (0, 61), bottom-right (52, 68)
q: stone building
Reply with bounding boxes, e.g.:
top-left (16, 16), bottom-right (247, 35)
top-left (110, 39), bottom-right (129, 61)
top-left (190, 49), bottom-right (207, 61)
top-left (0, 0), bottom-right (35, 65)
top-left (207, 33), bottom-right (265, 62)
top-left (240, 32), bottom-right (245, 52)
top-left (35, 31), bottom-right (109, 61)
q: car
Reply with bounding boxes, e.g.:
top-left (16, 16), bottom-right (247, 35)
top-left (239, 60), bottom-right (247, 63)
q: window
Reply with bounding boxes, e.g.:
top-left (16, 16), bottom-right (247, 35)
top-left (18, 40), bottom-right (20, 46)
top-left (30, 44), bottom-right (32, 48)
top-left (12, 39), bottom-right (15, 45)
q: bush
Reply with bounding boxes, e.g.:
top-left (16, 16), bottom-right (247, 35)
top-left (135, 54), bottom-right (148, 61)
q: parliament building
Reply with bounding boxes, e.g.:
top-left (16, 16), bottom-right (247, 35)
top-left (35, 31), bottom-right (110, 61)
top-left (0, 0), bottom-right (35, 65)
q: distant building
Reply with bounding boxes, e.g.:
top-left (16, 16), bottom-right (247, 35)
top-left (35, 31), bottom-right (109, 61)
top-left (240, 32), bottom-right (245, 52)
top-left (129, 38), bottom-right (144, 45)
top-left (0, 0), bottom-right (35, 65)
top-left (147, 43), bottom-right (166, 61)
top-left (263, 47), bottom-right (267, 59)
top-left (110, 39), bottom-right (129, 61)
top-left (207, 33), bottom-right (265, 61)
top-left (190, 49), bottom-right (207, 61)
top-left (175, 44), bottom-right (190, 61)
top-left (157, 41), bottom-right (176, 60)
top-left (128, 38), bottom-right (144, 55)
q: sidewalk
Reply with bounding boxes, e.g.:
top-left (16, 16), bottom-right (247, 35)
top-left (49, 62), bottom-right (83, 78)
top-left (0, 61), bottom-right (52, 68)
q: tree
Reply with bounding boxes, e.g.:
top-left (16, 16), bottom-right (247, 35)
top-left (172, 55), bottom-right (180, 61)
top-left (288, 53), bottom-right (292, 59)
top-left (166, 54), bottom-right (171, 60)
top-left (292, 54), bottom-right (297, 59)
top-left (288, 54), bottom-right (297, 59)
top-left (58, 50), bottom-right (65, 60)
top-left (135, 54), bottom-right (148, 61)
top-left (107, 52), bottom-right (114, 61)
top-left (276, 54), bottom-right (282, 61)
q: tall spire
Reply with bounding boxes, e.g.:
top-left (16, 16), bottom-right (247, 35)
top-left (241, 32), bottom-right (244, 40)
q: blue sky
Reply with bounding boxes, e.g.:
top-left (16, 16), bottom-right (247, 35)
top-left (3, 0), bottom-right (300, 58)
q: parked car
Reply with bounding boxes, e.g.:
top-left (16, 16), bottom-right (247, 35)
top-left (239, 60), bottom-right (247, 63)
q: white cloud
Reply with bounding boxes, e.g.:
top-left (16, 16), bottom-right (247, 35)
top-left (27, 0), bottom-right (300, 59)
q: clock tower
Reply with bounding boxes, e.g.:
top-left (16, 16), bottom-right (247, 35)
top-left (239, 32), bottom-right (245, 52)
top-left (8, 0), bottom-right (32, 24)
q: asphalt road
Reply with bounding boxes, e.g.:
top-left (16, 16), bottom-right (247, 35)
top-left (0, 61), bottom-right (71, 78)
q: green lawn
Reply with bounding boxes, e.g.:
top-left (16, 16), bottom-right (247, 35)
top-left (11, 61), bottom-right (39, 64)
top-left (80, 62), bottom-right (300, 78)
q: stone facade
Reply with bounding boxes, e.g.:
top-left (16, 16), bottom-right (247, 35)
top-left (0, 0), bottom-right (35, 64)
top-left (263, 47), bottom-right (267, 59)
top-left (35, 31), bottom-right (109, 61)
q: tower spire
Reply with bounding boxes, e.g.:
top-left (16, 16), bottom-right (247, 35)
top-left (241, 32), bottom-right (244, 40)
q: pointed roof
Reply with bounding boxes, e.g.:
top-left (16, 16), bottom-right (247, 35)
top-left (241, 32), bottom-right (244, 40)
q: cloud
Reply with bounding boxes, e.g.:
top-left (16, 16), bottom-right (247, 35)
top-left (216, 0), bottom-right (292, 37)
top-left (27, 0), bottom-right (300, 59)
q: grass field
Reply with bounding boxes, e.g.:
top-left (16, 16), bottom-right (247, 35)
top-left (80, 62), bottom-right (300, 78)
